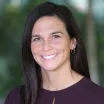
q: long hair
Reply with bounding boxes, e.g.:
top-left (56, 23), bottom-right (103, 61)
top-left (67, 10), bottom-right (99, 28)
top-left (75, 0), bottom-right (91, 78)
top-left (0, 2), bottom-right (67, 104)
top-left (21, 2), bottom-right (90, 104)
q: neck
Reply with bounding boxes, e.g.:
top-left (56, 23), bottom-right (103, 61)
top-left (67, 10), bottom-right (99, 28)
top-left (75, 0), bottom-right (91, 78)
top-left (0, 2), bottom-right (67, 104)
top-left (41, 64), bottom-right (83, 91)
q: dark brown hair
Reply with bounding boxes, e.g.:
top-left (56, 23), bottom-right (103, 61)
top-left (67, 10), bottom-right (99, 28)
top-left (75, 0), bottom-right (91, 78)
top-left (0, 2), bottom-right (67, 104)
top-left (22, 2), bottom-right (90, 104)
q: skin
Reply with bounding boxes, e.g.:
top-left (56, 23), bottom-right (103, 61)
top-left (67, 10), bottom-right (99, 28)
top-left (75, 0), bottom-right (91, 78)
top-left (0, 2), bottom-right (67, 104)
top-left (31, 16), bottom-right (83, 91)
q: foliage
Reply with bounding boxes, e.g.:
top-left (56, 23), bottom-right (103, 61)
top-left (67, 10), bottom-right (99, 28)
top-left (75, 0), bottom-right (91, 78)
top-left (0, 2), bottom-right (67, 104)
top-left (0, 0), bottom-right (48, 97)
top-left (0, 6), bottom-right (23, 96)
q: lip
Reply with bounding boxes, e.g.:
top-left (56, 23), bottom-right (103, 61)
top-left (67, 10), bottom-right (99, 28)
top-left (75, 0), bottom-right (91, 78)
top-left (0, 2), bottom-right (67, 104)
top-left (41, 54), bottom-right (58, 60)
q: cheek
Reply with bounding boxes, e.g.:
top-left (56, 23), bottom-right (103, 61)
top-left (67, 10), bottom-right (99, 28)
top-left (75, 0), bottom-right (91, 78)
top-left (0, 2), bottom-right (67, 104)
top-left (31, 43), bottom-right (41, 54)
top-left (52, 39), bottom-right (70, 52)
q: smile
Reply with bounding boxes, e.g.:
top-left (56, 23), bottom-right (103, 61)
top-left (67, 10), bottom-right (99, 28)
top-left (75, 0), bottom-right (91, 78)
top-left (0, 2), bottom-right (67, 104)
top-left (42, 54), bottom-right (57, 60)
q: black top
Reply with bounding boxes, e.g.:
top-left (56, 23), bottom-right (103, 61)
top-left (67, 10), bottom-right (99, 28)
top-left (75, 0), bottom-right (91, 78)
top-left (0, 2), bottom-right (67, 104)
top-left (4, 77), bottom-right (104, 104)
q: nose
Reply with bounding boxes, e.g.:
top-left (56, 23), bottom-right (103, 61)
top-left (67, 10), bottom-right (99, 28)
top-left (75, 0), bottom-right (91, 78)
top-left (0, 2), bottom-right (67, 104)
top-left (43, 39), bottom-right (52, 51)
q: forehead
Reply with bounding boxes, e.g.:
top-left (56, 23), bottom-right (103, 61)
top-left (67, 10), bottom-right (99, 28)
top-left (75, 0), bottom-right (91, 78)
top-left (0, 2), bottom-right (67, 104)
top-left (35, 16), bottom-right (64, 25)
top-left (32, 16), bottom-right (66, 35)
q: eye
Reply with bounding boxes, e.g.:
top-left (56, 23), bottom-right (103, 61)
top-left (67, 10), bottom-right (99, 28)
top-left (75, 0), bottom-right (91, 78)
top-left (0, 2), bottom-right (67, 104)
top-left (52, 35), bottom-right (61, 39)
top-left (32, 37), bottom-right (41, 42)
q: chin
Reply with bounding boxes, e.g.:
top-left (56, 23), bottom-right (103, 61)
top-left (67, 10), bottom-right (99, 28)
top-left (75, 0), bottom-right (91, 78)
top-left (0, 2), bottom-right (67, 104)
top-left (41, 65), bottom-right (58, 71)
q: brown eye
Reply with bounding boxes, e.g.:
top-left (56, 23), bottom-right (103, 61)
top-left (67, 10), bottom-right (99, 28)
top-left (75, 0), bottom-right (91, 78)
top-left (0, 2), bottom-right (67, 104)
top-left (52, 35), bottom-right (60, 39)
top-left (32, 37), bottom-right (41, 42)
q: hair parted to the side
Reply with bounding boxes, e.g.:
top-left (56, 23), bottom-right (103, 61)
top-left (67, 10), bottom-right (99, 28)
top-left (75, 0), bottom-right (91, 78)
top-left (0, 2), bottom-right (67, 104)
top-left (21, 2), bottom-right (90, 104)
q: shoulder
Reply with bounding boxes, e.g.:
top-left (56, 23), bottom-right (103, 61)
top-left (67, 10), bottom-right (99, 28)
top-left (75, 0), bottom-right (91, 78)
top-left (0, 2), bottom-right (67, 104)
top-left (4, 86), bottom-right (23, 104)
top-left (83, 77), bottom-right (104, 93)
top-left (82, 77), bottom-right (104, 103)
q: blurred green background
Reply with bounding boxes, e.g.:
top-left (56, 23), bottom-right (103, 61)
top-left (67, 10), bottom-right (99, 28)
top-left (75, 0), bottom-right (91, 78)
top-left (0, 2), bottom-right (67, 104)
top-left (0, 0), bottom-right (104, 103)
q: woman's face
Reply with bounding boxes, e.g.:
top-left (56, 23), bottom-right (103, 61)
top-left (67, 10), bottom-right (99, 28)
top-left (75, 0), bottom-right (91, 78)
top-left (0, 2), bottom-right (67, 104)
top-left (31, 16), bottom-right (76, 71)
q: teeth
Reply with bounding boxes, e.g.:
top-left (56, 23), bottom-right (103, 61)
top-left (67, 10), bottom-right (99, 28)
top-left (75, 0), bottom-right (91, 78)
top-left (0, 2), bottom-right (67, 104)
top-left (42, 54), bottom-right (57, 59)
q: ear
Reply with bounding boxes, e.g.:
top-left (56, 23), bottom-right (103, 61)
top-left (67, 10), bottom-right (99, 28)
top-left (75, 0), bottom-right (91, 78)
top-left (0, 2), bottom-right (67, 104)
top-left (70, 38), bottom-right (77, 50)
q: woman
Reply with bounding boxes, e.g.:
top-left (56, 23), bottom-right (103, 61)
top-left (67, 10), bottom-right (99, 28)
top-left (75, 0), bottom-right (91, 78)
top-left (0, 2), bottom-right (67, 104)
top-left (5, 2), bottom-right (104, 104)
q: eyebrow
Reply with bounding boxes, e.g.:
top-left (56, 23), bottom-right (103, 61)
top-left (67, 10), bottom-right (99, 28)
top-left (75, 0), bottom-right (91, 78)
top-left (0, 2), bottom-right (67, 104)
top-left (31, 35), bottom-right (40, 37)
top-left (31, 31), bottom-right (63, 37)
top-left (51, 31), bottom-right (63, 35)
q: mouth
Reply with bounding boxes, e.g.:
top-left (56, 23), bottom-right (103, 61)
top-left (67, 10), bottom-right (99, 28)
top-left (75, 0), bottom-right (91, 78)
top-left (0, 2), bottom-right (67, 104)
top-left (41, 54), bottom-right (58, 60)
